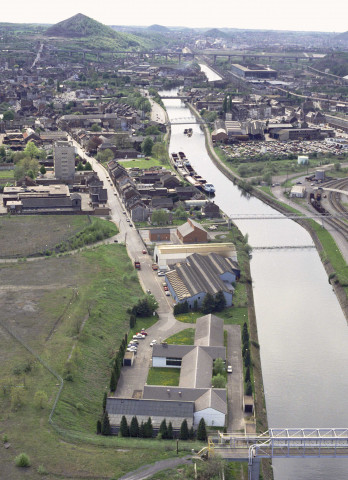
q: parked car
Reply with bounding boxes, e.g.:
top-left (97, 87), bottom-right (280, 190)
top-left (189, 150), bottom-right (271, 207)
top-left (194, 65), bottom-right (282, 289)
top-left (164, 286), bottom-right (168, 291)
top-left (142, 249), bottom-right (147, 254)
top-left (133, 334), bottom-right (145, 339)
top-left (227, 365), bottom-right (233, 373)
top-left (157, 271), bottom-right (165, 276)
top-left (146, 289), bottom-right (151, 294)
top-left (150, 340), bottom-right (157, 347)
top-left (140, 329), bottom-right (148, 336)
top-left (126, 218), bottom-right (130, 222)
top-left (165, 291), bottom-right (171, 296)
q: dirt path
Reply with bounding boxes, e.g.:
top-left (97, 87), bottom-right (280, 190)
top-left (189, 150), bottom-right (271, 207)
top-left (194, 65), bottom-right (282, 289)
top-left (118, 455), bottom-right (193, 480)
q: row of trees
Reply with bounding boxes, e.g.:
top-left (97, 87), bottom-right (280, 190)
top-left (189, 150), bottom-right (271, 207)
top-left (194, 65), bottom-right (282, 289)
top-left (117, 416), bottom-right (207, 441)
top-left (173, 291), bottom-right (226, 316)
top-left (109, 333), bottom-right (128, 392)
top-left (242, 322), bottom-right (252, 396)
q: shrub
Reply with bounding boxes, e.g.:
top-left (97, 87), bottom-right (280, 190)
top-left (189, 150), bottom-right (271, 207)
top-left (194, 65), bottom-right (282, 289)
top-left (245, 381), bottom-right (252, 396)
top-left (96, 420), bottom-right (102, 435)
top-left (34, 390), bottom-right (48, 409)
top-left (159, 419), bottom-right (168, 439)
top-left (101, 412), bottom-right (111, 435)
top-left (212, 374), bottom-right (226, 388)
top-left (120, 415), bottom-right (129, 437)
top-left (37, 465), bottom-right (48, 475)
top-left (15, 453), bottom-right (30, 467)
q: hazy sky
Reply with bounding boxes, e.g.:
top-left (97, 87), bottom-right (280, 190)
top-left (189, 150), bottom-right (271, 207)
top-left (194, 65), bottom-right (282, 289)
top-left (2, 0), bottom-right (348, 32)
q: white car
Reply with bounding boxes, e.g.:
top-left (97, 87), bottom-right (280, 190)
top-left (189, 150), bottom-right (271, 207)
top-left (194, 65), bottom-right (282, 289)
top-left (150, 340), bottom-right (157, 347)
top-left (157, 271), bottom-right (165, 276)
top-left (133, 334), bottom-right (145, 339)
top-left (165, 291), bottom-right (171, 296)
top-left (227, 365), bottom-right (233, 374)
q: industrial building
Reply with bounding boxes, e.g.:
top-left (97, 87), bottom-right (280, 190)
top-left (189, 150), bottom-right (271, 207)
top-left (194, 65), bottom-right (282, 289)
top-left (165, 252), bottom-right (240, 309)
top-left (231, 64), bottom-right (277, 80)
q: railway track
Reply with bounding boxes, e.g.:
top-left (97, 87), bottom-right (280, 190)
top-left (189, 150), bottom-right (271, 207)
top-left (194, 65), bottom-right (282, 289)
top-left (325, 178), bottom-right (348, 238)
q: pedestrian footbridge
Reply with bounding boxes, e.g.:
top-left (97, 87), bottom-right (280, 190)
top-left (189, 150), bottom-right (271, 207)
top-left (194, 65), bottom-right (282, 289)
top-left (198, 429), bottom-right (348, 480)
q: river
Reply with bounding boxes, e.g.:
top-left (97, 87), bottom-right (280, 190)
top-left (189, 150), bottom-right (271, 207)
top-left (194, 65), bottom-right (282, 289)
top-left (160, 71), bottom-right (348, 479)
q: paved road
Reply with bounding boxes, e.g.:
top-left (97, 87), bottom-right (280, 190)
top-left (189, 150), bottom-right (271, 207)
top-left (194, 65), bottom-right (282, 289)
top-left (225, 325), bottom-right (244, 432)
top-left (118, 455), bottom-right (193, 480)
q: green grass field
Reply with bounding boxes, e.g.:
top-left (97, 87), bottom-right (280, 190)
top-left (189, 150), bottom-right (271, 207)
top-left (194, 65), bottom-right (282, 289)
top-left (166, 328), bottom-right (195, 345)
top-left (147, 367), bottom-right (181, 386)
top-left (119, 158), bottom-right (170, 170)
top-left (0, 169), bottom-right (14, 179)
top-left (0, 244), bottom-right (189, 478)
top-left (0, 216), bottom-right (117, 257)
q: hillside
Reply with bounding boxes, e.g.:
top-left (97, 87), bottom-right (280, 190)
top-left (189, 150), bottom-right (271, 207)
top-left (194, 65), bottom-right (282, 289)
top-left (204, 28), bottom-right (230, 38)
top-left (147, 24), bottom-right (170, 33)
top-left (45, 13), bottom-right (117, 38)
top-left (313, 52), bottom-right (348, 77)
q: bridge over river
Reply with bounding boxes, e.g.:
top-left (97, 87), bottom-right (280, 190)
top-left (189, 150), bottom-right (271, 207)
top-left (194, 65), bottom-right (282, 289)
top-left (200, 429), bottom-right (348, 480)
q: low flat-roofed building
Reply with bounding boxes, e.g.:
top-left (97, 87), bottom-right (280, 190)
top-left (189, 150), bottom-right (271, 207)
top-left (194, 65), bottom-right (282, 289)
top-left (153, 242), bottom-right (237, 269)
top-left (290, 185), bottom-right (306, 198)
top-left (231, 63), bottom-right (277, 79)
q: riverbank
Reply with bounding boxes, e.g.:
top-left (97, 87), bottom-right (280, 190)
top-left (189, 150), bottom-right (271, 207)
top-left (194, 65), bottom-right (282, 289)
top-left (184, 101), bottom-right (272, 480)
top-left (187, 101), bottom-right (348, 325)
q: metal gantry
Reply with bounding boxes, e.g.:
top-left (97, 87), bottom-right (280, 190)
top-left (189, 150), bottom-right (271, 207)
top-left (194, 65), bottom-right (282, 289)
top-left (206, 429), bottom-right (348, 480)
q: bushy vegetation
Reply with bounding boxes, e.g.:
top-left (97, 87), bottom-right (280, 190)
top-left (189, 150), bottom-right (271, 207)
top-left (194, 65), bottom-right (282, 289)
top-left (54, 218), bottom-right (117, 253)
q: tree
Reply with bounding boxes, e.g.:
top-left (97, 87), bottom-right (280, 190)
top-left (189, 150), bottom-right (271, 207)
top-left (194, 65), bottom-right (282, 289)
top-left (34, 390), bottom-right (48, 409)
top-left (130, 416), bottom-right (139, 437)
top-left (159, 419), bottom-right (168, 439)
top-left (91, 123), bottom-right (101, 132)
top-left (101, 412), bottom-right (111, 435)
top-left (0, 145), bottom-right (6, 158)
top-left (189, 426), bottom-right (195, 440)
top-left (14, 158), bottom-right (39, 181)
top-left (179, 419), bottom-right (189, 440)
top-left (3, 110), bottom-right (14, 121)
top-left (214, 291), bottom-right (226, 312)
top-left (102, 391), bottom-right (107, 412)
top-left (109, 370), bottom-right (117, 392)
top-left (245, 366), bottom-right (251, 383)
top-left (40, 165), bottom-right (46, 175)
top-left (197, 418), bottom-right (207, 441)
top-left (84, 161), bottom-right (92, 171)
top-left (132, 297), bottom-right (158, 317)
top-left (152, 142), bottom-right (167, 162)
top-left (76, 161), bottom-right (84, 171)
top-left (144, 417), bottom-right (153, 438)
top-left (242, 323), bottom-right (249, 344)
top-left (151, 209), bottom-right (169, 226)
top-left (24, 141), bottom-right (40, 159)
top-left (244, 349), bottom-right (251, 368)
top-left (120, 415), bottom-right (129, 437)
top-left (212, 374), bottom-right (226, 388)
top-left (202, 292), bottom-right (215, 314)
top-left (139, 421), bottom-right (145, 438)
top-left (96, 419), bottom-right (102, 434)
top-left (129, 314), bottom-right (136, 329)
top-left (96, 148), bottom-right (114, 164)
top-left (334, 162), bottom-right (341, 171)
top-left (213, 358), bottom-right (225, 376)
top-left (141, 137), bottom-right (154, 156)
top-left (167, 421), bottom-right (173, 440)
top-left (245, 381), bottom-right (252, 396)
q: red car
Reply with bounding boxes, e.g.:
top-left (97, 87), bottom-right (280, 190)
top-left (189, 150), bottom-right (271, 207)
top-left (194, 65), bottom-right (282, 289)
top-left (140, 330), bottom-right (148, 336)
top-left (142, 249), bottom-right (147, 254)
top-left (164, 286), bottom-right (169, 291)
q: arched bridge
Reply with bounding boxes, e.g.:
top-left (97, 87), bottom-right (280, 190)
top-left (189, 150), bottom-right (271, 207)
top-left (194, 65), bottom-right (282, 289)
top-left (199, 429), bottom-right (348, 480)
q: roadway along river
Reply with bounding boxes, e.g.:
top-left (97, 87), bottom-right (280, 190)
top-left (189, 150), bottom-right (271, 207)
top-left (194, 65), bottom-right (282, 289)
top-left (160, 83), bottom-right (348, 479)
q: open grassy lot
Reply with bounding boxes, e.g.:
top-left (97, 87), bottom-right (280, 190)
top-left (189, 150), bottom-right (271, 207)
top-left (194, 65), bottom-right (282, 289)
top-left (119, 158), bottom-right (168, 170)
top-left (0, 215), bottom-right (117, 258)
top-left (147, 367), bottom-right (180, 386)
top-left (148, 458), bottom-right (248, 479)
top-left (0, 169), bottom-right (14, 179)
top-left (166, 328), bottom-right (195, 345)
top-left (0, 244), bottom-right (185, 479)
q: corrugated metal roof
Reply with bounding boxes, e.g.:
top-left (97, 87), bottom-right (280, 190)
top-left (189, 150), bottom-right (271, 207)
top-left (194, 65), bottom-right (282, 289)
top-left (106, 398), bottom-right (194, 418)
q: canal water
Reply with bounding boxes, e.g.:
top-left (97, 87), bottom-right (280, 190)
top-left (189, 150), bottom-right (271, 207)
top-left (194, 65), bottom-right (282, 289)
top-left (160, 75), bottom-right (348, 479)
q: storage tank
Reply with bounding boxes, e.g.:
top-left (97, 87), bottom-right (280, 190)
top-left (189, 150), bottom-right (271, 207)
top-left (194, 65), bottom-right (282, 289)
top-left (315, 169), bottom-right (326, 181)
